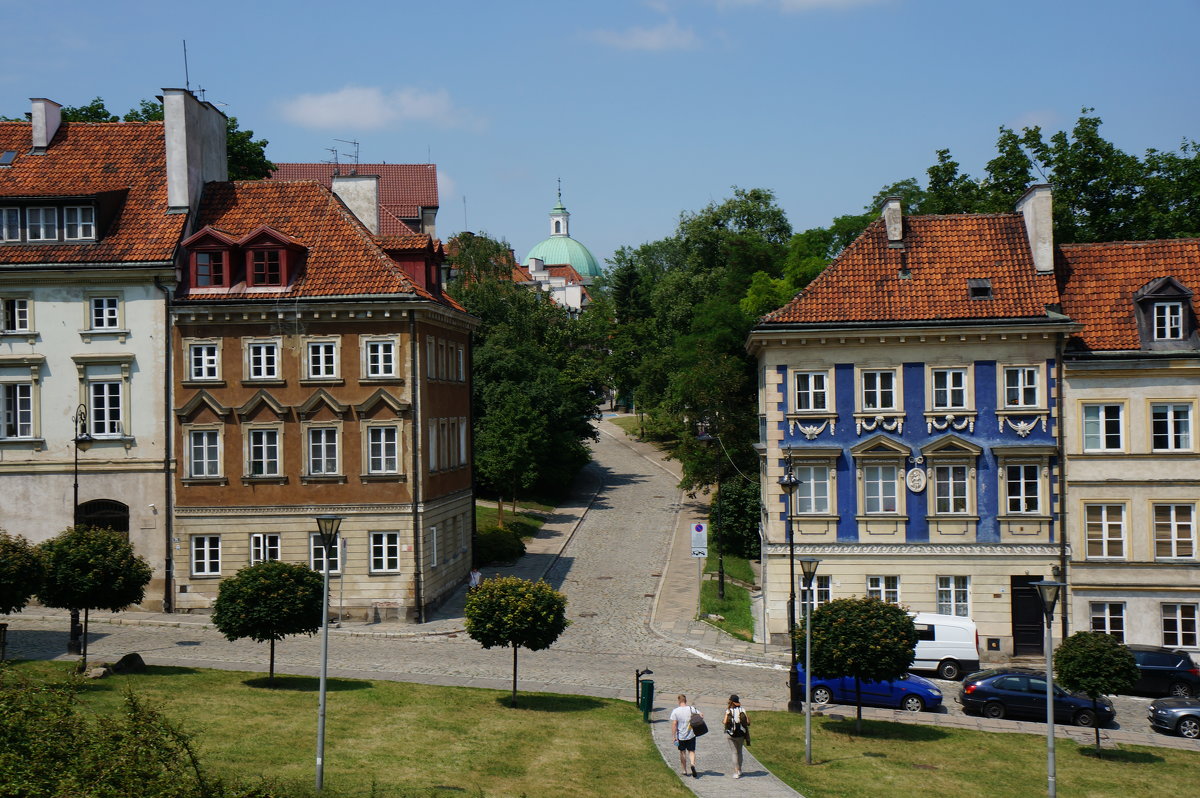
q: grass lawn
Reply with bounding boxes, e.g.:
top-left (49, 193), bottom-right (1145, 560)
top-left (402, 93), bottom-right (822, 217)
top-left (609, 416), bottom-right (641, 436)
top-left (474, 505), bottom-right (545, 539)
top-left (752, 713), bottom-right (1200, 798)
top-left (698, 580), bottom-right (755, 641)
top-left (704, 552), bottom-right (756, 584)
top-left (8, 661), bottom-right (691, 798)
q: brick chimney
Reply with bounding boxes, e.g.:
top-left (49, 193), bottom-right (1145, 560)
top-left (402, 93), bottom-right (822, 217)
top-left (881, 196), bottom-right (904, 244)
top-left (29, 98), bottom-right (62, 154)
top-left (1016, 184), bottom-right (1054, 274)
top-left (163, 88), bottom-right (228, 214)
top-left (331, 174), bottom-right (380, 234)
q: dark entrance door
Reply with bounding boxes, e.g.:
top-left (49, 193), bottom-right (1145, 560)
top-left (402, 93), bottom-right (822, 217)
top-left (77, 499), bottom-right (129, 534)
top-left (1011, 575), bottom-right (1044, 654)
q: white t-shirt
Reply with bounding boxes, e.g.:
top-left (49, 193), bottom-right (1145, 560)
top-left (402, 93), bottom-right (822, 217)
top-left (671, 705), bottom-right (699, 741)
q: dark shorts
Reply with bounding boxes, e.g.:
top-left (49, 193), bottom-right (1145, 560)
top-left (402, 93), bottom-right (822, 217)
top-left (677, 737), bottom-right (696, 752)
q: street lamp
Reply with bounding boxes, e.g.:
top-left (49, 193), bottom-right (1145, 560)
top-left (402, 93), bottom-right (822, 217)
top-left (1032, 579), bottom-right (1065, 798)
top-left (799, 556), bottom-right (820, 765)
top-left (778, 462), bottom-right (801, 712)
top-left (68, 403), bottom-right (93, 655)
top-left (697, 424), bottom-right (724, 599)
top-left (314, 514), bottom-right (343, 792)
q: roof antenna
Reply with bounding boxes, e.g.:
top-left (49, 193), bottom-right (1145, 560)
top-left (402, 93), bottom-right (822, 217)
top-left (557, 176), bottom-right (562, 202)
top-left (334, 138), bottom-right (359, 170)
top-left (182, 40), bottom-right (191, 92)
top-left (323, 147), bottom-right (340, 175)
top-left (462, 195), bottom-right (468, 232)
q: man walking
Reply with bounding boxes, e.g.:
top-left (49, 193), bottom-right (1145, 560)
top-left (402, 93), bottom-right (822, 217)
top-left (670, 694), bottom-right (702, 778)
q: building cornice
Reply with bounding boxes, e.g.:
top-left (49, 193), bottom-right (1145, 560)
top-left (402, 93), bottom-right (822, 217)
top-left (764, 542), bottom-right (1062, 556)
top-left (747, 319), bottom-right (1078, 355)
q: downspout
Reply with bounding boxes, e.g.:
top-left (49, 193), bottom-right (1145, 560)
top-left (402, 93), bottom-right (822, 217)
top-left (409, 310), bottom-right (424, 622)
top-left (1055, 336), bottom-right (1069, 640)
top-left (155, 276), bottom-right (175, 613)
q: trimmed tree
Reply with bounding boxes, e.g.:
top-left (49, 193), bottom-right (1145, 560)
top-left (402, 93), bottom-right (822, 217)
top-left (0, 531), bottom-right (43, 616)
top-left (464, 576), bottom-right (570, 706)
top-left (37, 526), bottom-right (152, 668)
top-left (1054, 631), bottom-right (1139, 753)
top-left (805, 597), bottom-right (918, 733)
top-left (211, 560), bottom-right (324, 686)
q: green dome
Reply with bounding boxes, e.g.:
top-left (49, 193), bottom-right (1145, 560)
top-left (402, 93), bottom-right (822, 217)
top-left (525, 235), bottom-right (602, 279)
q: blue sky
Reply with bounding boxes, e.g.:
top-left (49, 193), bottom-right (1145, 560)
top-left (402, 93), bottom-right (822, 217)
top-left (2, 0), bottom-right (1197, 269)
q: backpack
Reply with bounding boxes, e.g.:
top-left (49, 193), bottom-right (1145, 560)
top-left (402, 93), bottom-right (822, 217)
top-left (725, 707), bottom-right (748, 738)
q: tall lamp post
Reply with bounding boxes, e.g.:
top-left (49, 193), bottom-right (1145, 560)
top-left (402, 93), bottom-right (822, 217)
top-left (778, 462), bottom-right (801, 712)
top-left (314, 514), bottom-right (343, 793)
top-left (799, 556), bottom-right (820, 765)
top-left (697, 424), bottom-right (724, 599)
top-left (1032, 579), bottom-right (1065, 798)
top-left (68, 403), bottom-right (93, 654)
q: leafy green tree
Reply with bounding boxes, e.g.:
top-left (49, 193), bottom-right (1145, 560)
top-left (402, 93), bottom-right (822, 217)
top-left (711, 477), bottom-right (761, 559)
top-left (1054, 631), bottom-right (1139, 752)
top-left (473, 381), bottom-right (540, 527)
top-left (120, 98), bottom-right (274, 181)
top-left (0, 531), bottom-right (42, 616)
top-left (464, 576), bottom-right (570, 706)
top-left (805, 597), bottom-right (918, 732)
top-left (60, 97), bottom-right (119, 122)
top-left (37, 526), bottom-right (153, 668)
top-left (211, 560), bottom-right (324, 686)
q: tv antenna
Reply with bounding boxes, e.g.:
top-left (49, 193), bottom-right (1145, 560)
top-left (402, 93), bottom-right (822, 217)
top-left (183, 40), bottom-right (190, 91)
top-left (334, 138), bottom-right (360, 168)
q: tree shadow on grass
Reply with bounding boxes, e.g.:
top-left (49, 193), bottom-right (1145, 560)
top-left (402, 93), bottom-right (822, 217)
top-left (492, 694), bottom-right (605, 712)
top-left (822, 717), bottom-right (950, 742)
top-left (1077, 747), bottom-right (1164, 764)
top-left (243, 675), bottom-right (372, 692)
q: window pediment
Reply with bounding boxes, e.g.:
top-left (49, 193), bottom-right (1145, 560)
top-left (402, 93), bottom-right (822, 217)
top-left (355, 388), bottom-right (410, 418)
top-left (182, 226), bottom-right (239, 249)
top-left (297, 388), bottom-right (349, 420)
top-left (175, 390), bottom-right (231, 422)
top-left (921, 434), bottom-right (982, 458)
top-left (850, 434), bottom-right (910, 458)
top-left (236, 389), bottom-right (289, 421)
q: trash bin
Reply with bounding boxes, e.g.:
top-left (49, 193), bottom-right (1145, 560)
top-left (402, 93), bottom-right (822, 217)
top-left (640, 679), bottom-right (654, 722)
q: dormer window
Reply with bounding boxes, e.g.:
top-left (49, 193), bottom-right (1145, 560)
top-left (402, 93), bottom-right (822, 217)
top-left (1154, 302), bottom-right (1184, 340)
top-left (64, 206), bottom-right (95, 240)
top-left (249, 249), bottom-right (282, 286)
top-left (26, 207), bottom-right (57, 241)
top-left (1, 209), bottom-right (17, 241)
top-left (194, 251), bottom-right (227, 287)
top-left (1134, 276), bottom-right (1195, 349)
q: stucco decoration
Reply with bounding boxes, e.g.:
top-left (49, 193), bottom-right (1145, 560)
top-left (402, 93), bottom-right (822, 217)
top-left (1002, 417), bottom-right (1045, 437)
top-left (857, 415), bottom-right (903, 435)
top-left (928, 414), bottom-right (974, 434)
top-left (905, 468), bottom-right (927, 493)
top-left (790, 419), bottom-right (835, 439)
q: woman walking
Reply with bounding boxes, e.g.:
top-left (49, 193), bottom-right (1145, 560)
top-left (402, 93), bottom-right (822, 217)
top-left (723, 694), bottom-right (750, 778)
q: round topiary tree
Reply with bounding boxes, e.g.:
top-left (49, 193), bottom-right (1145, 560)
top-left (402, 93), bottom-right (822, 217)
top-left (464, 576), bottom-right (570, 706)
top-left (37, 525), bottom-right (153, 668)
top-left (211, 560), bottom-right (325, 686)
top-left (805, 596), bottom-right (918, 732)
top-left (1054, 631), bottom-right (1139, 753)
top-left (0, 531), bottom-right (43, 615)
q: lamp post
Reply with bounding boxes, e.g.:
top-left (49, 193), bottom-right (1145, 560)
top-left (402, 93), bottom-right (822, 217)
top-left (314, 514), bottom-right (343, 792)
top-left (1032, 579), bottom-right (1065, 798)
top-left (799, 556), bottom-right (820, 765)
top-left (697, 424), bottom-right (724, 599)
top-left (778, 462), bottom-right (801, 712)
top-left (68, 403), bottom-right (93, 655)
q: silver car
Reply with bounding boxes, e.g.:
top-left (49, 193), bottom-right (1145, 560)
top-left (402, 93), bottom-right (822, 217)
top-left (1148, 697), bottom-right (1200, 739)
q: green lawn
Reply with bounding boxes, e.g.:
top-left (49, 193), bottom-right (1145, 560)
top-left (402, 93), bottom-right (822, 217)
top-left (8, 662), bottom-right (691, 798)
top-left (474, 505), bottom-right (545, 539)
top-left (752, 713), bottom-right (1200, 798)
top-left (609, 415), bottom-right (641, 436)
top-left (699, 579), bottom-right (755, 641)
top-left (704, 552), bottom-right (756, 584)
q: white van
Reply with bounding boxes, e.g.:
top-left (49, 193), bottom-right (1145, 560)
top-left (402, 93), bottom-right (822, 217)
top-left (909, 613), bottom-right (980, 680)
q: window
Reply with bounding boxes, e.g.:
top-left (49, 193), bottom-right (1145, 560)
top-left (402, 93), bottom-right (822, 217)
top-left (307, 427), bottom-right (338, 475)
top-left (1005, 464), bottom-right (1041, 513)
top-left (438, 340), bottom-right (447, 380)
top-left (188, 429), bottom-right (220, 477)
top-left (63, 206), bottom-right (95, 240)
top-left (426, 337), bottom-right (436, 379)
top-left (861, 370), bottom-right (896, 411)
top-left (1154, 302), bottom-right (1184, 340)
top-left (863, 465), bottom-right (898, 513)
top-left (194, 251), bottom-right (226, 287)
top-left (365, 340), bottom-right (396, 378)
top-left (937, 576), bottom-right (970, 617)
top-left (1162, 603), bottom-right (1198, 648)
top-left (248, 428), bottom-right (280, 476)
top-left (801, 574), bottom-right (832, 613)
top-left (1152, 403), bottom-right (1192, 451)
top-left (367, 426), bottom-right (399, 474)
top-left (794, 372), bottom-right (828, 412)
top-left (867, 575), bottom-right (900, 604)
top-left (1003, 366), bottom-right (1039, 408)
top-left (1085, 504), bottom-right (1125, 559)
top-left (791, 465), bottom-right (830, 514)
top-left (89, 381), bottom-right (122, 436)
top-left (307, 341), bottom-right (337, 379)
top-left (458, 418), bottom-right (467, 466)
top-left (1, 298), bottom-right (29, 331)
top-left (246, 341), bottom-right (279, 380)
top-left (1154, 504), bottom-right (1195, 559)
top-left (188, 343), bottom-right (219, 381)
top-left (0, 208), bottom-right (18, 241)
top-left (250, 250), bottom-right (282, 285)
top-left (90, 296), bottom-right (120, 330)
top-left (931, 368), bottom-right (968, 410)
top-left (250, 533), bottom-right (280, 565)
top-left (1090, 602), bottom-right (1125, 642)
top-left (1, 383), bottom-right (33, 438)
top-left (1083, 404), bottom-right (1123, 451)
top-left (26, 207), bottom-right (56, 241)
top-left (457, 346), bottom-right (465, 381)
top-left (932, 465), bottom-right (969, 514)
top-left (430, 524), bottom-right (439, 567)
top-left (191, 536), bottom-right (220, 576)
top-left (429, 420), bottom-right (439, 471)
top-left (370, 532), bottom-right (400, 572)
top-left (310, 533), bottom-right (340, 574)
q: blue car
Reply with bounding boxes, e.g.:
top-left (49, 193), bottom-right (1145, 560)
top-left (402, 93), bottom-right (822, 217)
top-left (796, 665), bottom-right (943, 712)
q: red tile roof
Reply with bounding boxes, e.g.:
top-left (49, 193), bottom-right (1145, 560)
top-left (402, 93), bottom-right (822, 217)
top-left (1058, 238), bottom-right (1200, 351)
top-left (762, 214), bottom-right (1061, 326)
top-left (545, 264), bottom-right (585, 284)
top-left (268, 163), bottom-right (438, 235)
top-left (0, 121), bottom-right (185, 264)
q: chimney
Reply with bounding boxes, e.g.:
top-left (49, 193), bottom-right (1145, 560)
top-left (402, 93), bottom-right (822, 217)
top-left (162, 88), bottom-right (229, 214)
top-left (29, 98), bottom-right (62, 154)
top-left (331, 174), bottom-right (380, 234)
top-left (881, 196), bottom-right (904, 244)
top-left (1016, 184), bottom-right (1054, 274)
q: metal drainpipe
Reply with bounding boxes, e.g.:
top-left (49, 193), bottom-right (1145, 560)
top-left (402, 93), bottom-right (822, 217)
top-left (409, 310), bottom-right (424, 622)
top-left (154, 276), bottom-right (175, 613)
top-left (1055, 336), bottom-right (1069, 640)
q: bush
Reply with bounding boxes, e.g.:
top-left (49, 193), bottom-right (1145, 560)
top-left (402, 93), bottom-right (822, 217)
top-left (474, 526), bottom-right (525, 565)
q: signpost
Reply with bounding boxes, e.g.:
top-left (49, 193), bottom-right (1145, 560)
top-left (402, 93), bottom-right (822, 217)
top-left (692, 522), bottom-right (708, 592)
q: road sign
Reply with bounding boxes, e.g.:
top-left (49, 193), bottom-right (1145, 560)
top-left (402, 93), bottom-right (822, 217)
top-left (691, 523), bottom-right (708, 558)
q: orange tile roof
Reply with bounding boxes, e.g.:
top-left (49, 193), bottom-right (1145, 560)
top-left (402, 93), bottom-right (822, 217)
top-left (762, 214), bottom-right (1061, 326)
top-left (0, 121), bottom-right (185, 264)
top-left (1058, 238), bottom-right (1200, 351)
top-left (268, 163), bottom-right (438, 235)
top-left (178, 180), bottom-right (444, 302)
top-left (545, 264), bottom-right (585, 284)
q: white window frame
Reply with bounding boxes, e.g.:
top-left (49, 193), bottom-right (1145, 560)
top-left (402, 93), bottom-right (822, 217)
top-left (363, 338), bottom-right (398, 379)
top-left (246, 427), bottom-right (281, 477)
top-left (430, 524), bottom-right (439, 568)
top-left (88, 380), bottom-right (123, 437)
top-left (930, 367), bottom-right (969, 411)
top-left (1154, 503), bottom-right (1195, 560)
top-left (244, 339), bottom-right (281, 381)
top-left (63, 205), bottom-right (95, 240)
top-left (1004, 463), bottom-right (1041, 514)
top-left (366, 425), bottom-right (400, 474)
top-left (932, 465), bottom-right (969, 515)
top-left (191, 535), bottom-right (221, 576)
top-left (860, 369), bottom-right (898, 412)
top-left (187, 342), bottom-right (221, 382)
top-left (936, 575), bottom-right (971, 617)
top-left (1082, 403), bottom-right (1124, 452)
top-left (1, 297), bottom-right (30, 332)
top-left (863, 464), bottom-right (899, 514)
top-left (458, 417), bottom-right (467, 466)
top-left (306, 426), bottom-right (339, 476)
top-left (867, 575), bottom-right (900, 604)
top-left (1090, 602), bottom-right (1125, 642)
top-left (1, 382), bottom-right (34, 439)
top-left (89, 295), bottom-right (121, 330)
top-left (187, 428), bottom-right (221, 478)
top-left (792, 464), bottom-right (831, 514)
top-left (250, 533), bottom-right (280, 565)
top-left (1162, 603), bottom-right (1198, 649)
top-left (457, 346), bottom-right (465, 381)
top-left (310, 532), bottom-right (341, 574)
top-left (429, 419), bottom-right (439, 472)
top-left (426, 336), bottom-right (436, 379)
top-left (0, 208), bottom-right (18, 241)
top-left (1084, 503), bottom-right (1126, 560)
top-left (1002, 366), bottom-right (1041, 409)
top-left (1154, 301), bottom-right (1184, 340)
top-left (26, 207), bottom-right (57, 241)
top-left (793, 371), bottom-right (829, 412)
top-left (370, 531), bottom-right (401, 573)
top-left (306, 339), bottom-right (339, 380)
top-left (1151, 402), bottom-right (1192, 452)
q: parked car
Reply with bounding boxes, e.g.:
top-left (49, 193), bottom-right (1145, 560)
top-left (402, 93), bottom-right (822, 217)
top-left (1147, 697), bottom-right (1200, 739)
top-left (796, 665), bottom-right (943, 712)
top-left (1128, 645), bottom-right (1200, 698)
top-left (957, 668), bottom-right (1114, 727)
top-left (909, 612), bottom-right (980, 680)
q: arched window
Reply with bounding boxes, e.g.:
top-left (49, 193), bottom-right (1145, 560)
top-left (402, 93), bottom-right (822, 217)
top-left (554, 220), bottom-right (561, 234)
top-left (77, 499), bottom-right (129, 534)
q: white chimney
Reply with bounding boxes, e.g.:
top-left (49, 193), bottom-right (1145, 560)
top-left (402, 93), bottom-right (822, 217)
top-left (881, 196), bottom-right (903, 243)
top-left (163, 88), bottom-right (229, 214)
top-left (30, 98), bottom-right (62, 153)
top-left (1016, 184), bottom-right (1054, 274)
top-left (331, 174), bottom-right (380, 234)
